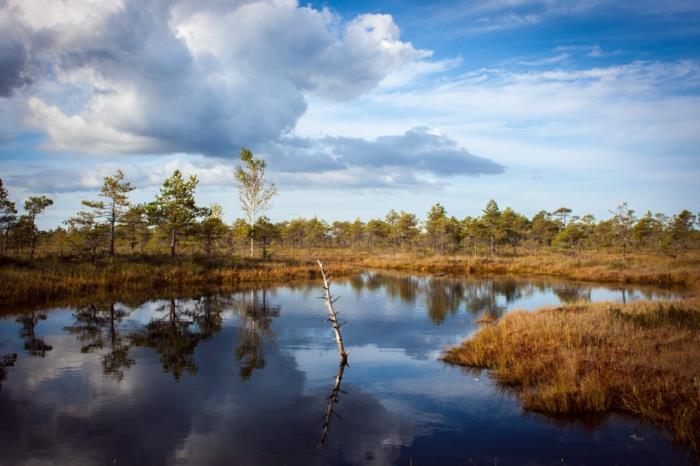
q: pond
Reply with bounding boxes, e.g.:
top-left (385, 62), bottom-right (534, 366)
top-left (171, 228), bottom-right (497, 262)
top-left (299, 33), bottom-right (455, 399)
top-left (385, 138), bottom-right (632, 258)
top-left (0, 272), bottom-right (694, 465)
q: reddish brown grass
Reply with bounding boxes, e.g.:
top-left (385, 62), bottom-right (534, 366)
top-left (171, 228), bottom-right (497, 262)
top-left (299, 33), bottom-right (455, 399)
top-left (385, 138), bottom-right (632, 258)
top-left (443, 298), bottom-right (700, 452)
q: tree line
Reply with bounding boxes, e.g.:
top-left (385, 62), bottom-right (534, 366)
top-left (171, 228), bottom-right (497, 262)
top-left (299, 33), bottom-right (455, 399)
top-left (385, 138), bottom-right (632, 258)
top-left (0, 150), bottom-right (698, 260)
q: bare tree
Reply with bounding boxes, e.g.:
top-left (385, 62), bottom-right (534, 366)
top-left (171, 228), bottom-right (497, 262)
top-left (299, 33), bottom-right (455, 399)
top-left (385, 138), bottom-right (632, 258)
top-left (234, 148), bottom-right (277, 257)
top-left (318, 261), bottom-right (347, 363)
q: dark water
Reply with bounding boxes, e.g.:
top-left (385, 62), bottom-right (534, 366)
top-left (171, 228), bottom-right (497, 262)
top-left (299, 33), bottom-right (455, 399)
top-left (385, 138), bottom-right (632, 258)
top-left (0, 272), bottom-right (694, 465)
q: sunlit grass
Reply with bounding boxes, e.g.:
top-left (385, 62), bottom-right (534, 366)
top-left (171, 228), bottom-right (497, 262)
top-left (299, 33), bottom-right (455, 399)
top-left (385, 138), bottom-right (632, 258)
top-left (0, 254), bottom-right (360, 307)
top-left (292, 248), bottom-right (699, 288)
top-left (2, 248), bottom-right (698, 307)
top-left (443, 298), bottom-right (700, 452)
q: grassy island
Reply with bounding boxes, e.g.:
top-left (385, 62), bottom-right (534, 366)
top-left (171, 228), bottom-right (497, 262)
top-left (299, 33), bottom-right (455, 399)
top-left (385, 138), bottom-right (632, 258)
top-left (443, 297), bottom-right (700, 453)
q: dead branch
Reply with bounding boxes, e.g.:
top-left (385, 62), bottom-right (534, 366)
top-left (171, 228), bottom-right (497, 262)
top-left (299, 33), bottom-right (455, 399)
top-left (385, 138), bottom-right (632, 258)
top-left (317, 260), bottom-right (348, 363)
top-left (318, 359), bottom-right (347, 447)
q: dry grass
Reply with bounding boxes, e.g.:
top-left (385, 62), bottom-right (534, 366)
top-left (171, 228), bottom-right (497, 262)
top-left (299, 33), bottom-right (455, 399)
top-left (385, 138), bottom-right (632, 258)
top-left (3, 248), bottom-right (697, 309)
top-left (443, 298), bottom-right (700, 452)
top-left (350, 250), bottom-right (700, 288)
top-left (0, 255), bottom-right (360, 308)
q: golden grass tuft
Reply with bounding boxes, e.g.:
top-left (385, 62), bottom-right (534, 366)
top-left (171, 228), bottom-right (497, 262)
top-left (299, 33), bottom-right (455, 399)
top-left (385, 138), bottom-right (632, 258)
top-left (443, 298), bottom-right (700, 452)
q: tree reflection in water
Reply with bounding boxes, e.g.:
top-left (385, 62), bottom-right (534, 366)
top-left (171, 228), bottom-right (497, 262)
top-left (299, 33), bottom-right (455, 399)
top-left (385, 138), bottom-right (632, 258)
top-left (0, 353), bottom-right (18, 391)
top-left (552, 284), bottom-right (592, 303)
top-left (61, 295), bottom-right (230, 381)
top-left (64, 301), bottom-right (134, 380)
top-left (233, 289), bottom-right (280, 379)
top-left (193, 294), bottom-right (229, 339)
top-left (16, 311), bottom-right (53, 357)
top-left (345, 272), bottom-right (536, 324)
top-left (318, 360), bottom-right (348, 448)
top-left (425, 278), bottom-right (464, 324)
top-left (131, 297), bottom-right (207, 380)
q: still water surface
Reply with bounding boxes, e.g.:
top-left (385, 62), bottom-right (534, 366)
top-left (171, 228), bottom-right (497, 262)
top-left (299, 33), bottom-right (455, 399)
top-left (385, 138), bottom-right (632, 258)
top-left (0, 272), bottom-right (694, 465)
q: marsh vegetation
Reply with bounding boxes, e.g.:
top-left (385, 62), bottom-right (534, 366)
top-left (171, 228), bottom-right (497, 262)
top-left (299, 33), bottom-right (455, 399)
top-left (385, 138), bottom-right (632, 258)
top-left (443, 298), bottom-right (700, 453)
top-left (1, 273), bottom-right (694, 465)
top-left (1, 153), bottom-right (699, 464)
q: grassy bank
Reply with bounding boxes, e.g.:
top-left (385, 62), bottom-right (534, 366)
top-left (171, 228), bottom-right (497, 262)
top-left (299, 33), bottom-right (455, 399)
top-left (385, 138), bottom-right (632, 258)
top-left (1, 249), bottom-right (698, 307)
top-left (346, 250), bottom-right (699, 288)
top-left (0, 255), bottom-right (360, 308)
top-left (443, 298), bottom-right (700, 452)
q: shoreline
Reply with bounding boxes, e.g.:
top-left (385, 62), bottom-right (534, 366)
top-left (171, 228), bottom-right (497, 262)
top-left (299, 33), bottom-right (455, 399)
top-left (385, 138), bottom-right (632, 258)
top-left (2, 250), bottom-right (699, 455)
top-left (1, 250), bottom-right (697, 308)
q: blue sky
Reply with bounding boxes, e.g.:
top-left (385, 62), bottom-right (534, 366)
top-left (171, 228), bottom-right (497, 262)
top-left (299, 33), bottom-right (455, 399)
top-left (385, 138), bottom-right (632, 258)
top-left (1, 0), bottom-right (699, 228)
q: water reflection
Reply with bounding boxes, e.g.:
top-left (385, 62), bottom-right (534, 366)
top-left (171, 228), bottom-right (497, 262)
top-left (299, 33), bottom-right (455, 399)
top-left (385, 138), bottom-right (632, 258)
top-left (193, 294), bottom-right (229, 339)
top-left (131, 298), bottom-right (211, 380)
top-left (319, 360), bottom-right (348, 447)
top-left (0, 353), bottom-right (17, 390)
top-left (343, 271), bottom-right (678, 323)
top-left (551, 284), bottom-right (592, 303)
top-left (17, 311), bottom-right (53, 357)
top-left (64, 301), bottom-right (134, 380)
top-left (0, 273), bottom-right (693, 465)
top-left (233, 289), bottom-right (279, 379)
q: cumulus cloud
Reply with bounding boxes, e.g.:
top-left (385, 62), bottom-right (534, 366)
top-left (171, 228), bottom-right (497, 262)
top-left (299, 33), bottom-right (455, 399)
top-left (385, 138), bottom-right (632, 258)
top-left (0, 6), bottom-right (30, 97)
top-left (2, 0), bottom-right (434, 157)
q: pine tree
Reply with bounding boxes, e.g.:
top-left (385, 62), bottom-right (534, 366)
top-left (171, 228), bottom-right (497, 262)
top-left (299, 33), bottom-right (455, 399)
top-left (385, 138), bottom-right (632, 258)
top-left (23, 196), bottom-right (53, 260)
top-left (0, 179), bottom-right (18, 254)
top-left (82, 170), bottom-right (133, 256)
top-left (146, 170), bottom-right (204, 257)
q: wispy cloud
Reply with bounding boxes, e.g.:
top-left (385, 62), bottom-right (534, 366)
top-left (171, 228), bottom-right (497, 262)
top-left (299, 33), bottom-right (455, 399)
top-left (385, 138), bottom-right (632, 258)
top-left (298, 59), bottom-right (700, 176)
top-left (517, 53), bottom-right (570, 66)
top-left (6, 127), bottom-right (504, 193)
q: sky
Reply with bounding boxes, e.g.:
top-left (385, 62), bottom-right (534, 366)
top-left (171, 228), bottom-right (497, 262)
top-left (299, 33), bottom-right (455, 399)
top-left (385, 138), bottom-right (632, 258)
top-left (1, 0), bottom-right (699, 229)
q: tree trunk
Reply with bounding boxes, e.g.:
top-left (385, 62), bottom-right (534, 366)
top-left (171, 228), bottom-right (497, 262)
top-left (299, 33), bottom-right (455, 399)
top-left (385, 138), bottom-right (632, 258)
top-left (170, 228), bottom-right (177, 257)
top-left (28, 214), bottom-right (37, 261)
top-left (109, 204), bottom-right (116, 257)
top-left (2, 227), bottom-right (9, 255)
top-left (318, 260), bottom-right (347, 363)
top-left (249, 236), bottom-right (254, 257)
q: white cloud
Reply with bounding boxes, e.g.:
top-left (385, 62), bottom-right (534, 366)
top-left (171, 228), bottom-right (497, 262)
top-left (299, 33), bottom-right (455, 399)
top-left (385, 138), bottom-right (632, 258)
top-left (0, 0), bottom-right (506, 197)
top-left (299, 60), bottom-right (700, 166)
top-left (2, 0), bottom-right (435, 156)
